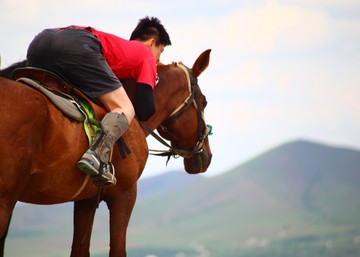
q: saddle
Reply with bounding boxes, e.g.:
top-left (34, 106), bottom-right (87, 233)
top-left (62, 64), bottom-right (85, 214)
top-left (12, 67), bottom-right (130, 158)
top-left (12, 67), bottom-right (107, 121)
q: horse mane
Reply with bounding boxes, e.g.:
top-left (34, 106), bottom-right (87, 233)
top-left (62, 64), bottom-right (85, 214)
top-left (0, 60), bottom-right (27, 79)
top-left (157, 61), bottom-right (178, 73)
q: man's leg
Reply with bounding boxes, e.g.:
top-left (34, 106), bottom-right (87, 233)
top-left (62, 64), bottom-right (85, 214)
top-left (77, 87), bottom-right (135, 186)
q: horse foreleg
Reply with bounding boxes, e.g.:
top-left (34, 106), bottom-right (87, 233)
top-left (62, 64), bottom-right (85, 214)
top-left (0, 196), bottom-right (17, 257)
top-left (70, 199), bottom-right (98, 257)
top-left (0, 213), bottom-right (11, 257)
top-left (107, 185), bottom-right (137, 257)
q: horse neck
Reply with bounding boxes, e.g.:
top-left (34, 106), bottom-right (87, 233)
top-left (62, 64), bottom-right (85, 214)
top-left (142, 63), bottom-right (188, 133)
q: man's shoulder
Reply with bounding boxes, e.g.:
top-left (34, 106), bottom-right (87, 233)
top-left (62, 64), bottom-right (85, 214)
top-left (127, 41), bottom-right (153, 57)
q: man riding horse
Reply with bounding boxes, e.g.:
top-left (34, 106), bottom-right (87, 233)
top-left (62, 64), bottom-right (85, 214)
top-left (26, 16), bottom-right (171, 186)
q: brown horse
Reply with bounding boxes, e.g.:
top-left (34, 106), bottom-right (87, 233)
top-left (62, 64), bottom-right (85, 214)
top-left (0, 49), bottom-right (212, 257)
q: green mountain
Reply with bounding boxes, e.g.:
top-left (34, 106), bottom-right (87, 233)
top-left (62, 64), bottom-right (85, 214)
top-left (5, 139), bottom-right (360, 257)
top-left (127, 139), bottom-right (360, 257)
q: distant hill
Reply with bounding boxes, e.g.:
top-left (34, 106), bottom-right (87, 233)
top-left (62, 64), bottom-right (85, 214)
top-left (220, 139), bottom-right (360, 224)
top-left (127, 139), bottom-right (360, 255)
top-left (5, 139), bottom-right (360, 257)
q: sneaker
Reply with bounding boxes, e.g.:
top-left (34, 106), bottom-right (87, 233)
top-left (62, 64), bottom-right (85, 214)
top-left (77, 150), bottom-right (117, 186)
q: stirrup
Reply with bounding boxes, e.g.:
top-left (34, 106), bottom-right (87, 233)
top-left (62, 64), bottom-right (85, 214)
top-left (93, 162), bottom-right (117, 187)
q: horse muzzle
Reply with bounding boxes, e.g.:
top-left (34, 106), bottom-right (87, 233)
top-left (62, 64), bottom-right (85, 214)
top-left (184, 146), bottom-right (212, 174)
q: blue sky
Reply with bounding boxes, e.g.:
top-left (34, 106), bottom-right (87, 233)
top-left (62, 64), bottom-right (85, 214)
top-left (1, 0), bottom-right (359, 178)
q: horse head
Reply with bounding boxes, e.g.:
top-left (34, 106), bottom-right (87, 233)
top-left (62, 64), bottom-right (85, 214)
top-left (153, 49), bottom-right (213, 174)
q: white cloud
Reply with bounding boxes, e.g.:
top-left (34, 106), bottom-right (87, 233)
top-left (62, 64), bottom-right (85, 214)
top-left (1, 0), bottom-right (40, 23)
top-left (289, 0), bottom-right (360, 9)
top-left (220, 2), bottom-right (330, 53)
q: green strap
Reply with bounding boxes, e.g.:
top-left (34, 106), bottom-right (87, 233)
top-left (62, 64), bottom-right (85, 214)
top-left (71, 98), bottom-right (101, 145)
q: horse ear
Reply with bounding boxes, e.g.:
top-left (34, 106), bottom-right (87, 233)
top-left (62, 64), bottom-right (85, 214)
top-left (191, 49), bottom-right (211, 78)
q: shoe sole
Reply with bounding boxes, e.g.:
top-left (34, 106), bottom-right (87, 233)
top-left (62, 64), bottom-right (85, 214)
top-left (77, 160), bottom-right (117, 187)
top-left (77, 160), bottom-right (99, 176)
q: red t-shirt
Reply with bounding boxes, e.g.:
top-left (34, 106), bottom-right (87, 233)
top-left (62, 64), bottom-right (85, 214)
top-left (63, 26), bottom-right (157, 89)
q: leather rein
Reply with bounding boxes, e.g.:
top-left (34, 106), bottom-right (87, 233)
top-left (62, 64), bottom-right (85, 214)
top-left (141, 62), bottom-right (211, 161)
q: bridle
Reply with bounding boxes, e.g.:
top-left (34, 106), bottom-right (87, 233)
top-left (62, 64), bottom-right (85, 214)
top-left (141, 62), bottom-right (212, 162)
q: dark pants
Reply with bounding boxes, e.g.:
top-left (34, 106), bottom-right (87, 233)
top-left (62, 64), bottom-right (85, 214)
top-left (27, 27), bottom-right (121, 100)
